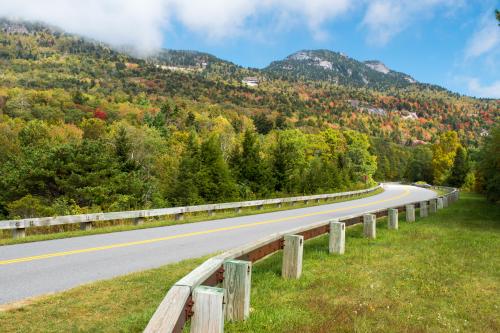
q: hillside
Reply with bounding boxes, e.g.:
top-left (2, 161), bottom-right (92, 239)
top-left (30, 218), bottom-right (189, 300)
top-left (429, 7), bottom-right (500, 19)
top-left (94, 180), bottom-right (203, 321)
top-left (265, 50), bottom-right (430, 90)
top-left (0, 18), bottom-right (498, 219)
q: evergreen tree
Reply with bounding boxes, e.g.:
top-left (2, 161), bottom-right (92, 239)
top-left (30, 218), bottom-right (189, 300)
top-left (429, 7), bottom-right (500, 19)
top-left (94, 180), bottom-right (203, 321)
top-left (198, 135), bottom-right (238, 203)
top-left (477, 125), bottom-right (500, 202)
top-left (231, 130), bottom-right (272, 197)
top-left (171, 132), bottom-right (202, 205)
top-left (447, 146), bottom-right (469, 188)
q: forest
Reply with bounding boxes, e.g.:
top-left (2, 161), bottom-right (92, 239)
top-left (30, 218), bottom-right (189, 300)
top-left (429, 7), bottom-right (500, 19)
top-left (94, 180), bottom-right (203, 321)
top-left (0, 19), bottom-right (498, 219)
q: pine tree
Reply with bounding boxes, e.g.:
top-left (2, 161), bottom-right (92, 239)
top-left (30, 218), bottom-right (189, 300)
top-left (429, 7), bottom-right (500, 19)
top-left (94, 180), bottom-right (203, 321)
top-left (448, 146), bottom-right (469, 188)
top-left (198, 135), bottom-right (238, 203)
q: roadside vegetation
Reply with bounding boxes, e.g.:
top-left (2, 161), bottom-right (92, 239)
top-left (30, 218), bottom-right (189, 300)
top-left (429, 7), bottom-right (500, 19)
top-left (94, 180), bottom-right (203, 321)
top-left (0, 187), bottom-right (383, 246)
top-left (1, 192), bottom-right (498, 332)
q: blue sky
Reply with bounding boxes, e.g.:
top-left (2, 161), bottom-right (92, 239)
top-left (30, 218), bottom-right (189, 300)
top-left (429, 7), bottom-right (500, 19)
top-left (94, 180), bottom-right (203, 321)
top-left (2, 0), bottom-right (499, 98)
top-left (162, 1), bottom-right (499, 98)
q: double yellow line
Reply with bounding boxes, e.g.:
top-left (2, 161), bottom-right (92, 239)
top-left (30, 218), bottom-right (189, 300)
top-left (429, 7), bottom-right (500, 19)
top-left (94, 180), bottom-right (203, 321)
top-left (0, 188), bottom-right (409, 266)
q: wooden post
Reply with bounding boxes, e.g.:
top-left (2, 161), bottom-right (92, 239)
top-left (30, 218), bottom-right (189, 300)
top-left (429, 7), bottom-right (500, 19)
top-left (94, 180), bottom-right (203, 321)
top-left (329, 220), bottom-right (345, 254)
top-left (175, 213), bottom-right (184, 221)
top-left (134, 217), bottom-right (145, 225)
top-left (406, 205), bottom-right (415, 222)
top-left (437, 197), bottom-right (444, 210)
top-left (80, 222), bottom-right (92, 231)
top-left (190, 286), bottom-right (224, 333)
top-left (443, 196), bottom-right (448, 208)
top-left (12, 227), bottom-right (26, 239)
top-left (388, 208), bottom-right (398, 230)
top-left (420, 202), bottom-right (428, 218)
top-left (282, 234), bottom-right (303, 279)
top-left (223, 260), bottom-right (251, 321)
top-left (429, 199), bottom-right (437, 213)
top-left (363, 214), bottom-right (376, 239)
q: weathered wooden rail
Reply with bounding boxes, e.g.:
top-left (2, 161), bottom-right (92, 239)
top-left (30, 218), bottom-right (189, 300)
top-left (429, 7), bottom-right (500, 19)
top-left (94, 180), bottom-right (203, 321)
top-left (0, 185), bottom-right (381, 239)
top-left (144, 185), bottom-right (458, 333)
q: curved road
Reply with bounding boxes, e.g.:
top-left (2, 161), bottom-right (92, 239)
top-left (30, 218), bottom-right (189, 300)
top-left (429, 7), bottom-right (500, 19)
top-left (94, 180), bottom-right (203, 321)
top-left (0, 184), bottom-right (435, 304)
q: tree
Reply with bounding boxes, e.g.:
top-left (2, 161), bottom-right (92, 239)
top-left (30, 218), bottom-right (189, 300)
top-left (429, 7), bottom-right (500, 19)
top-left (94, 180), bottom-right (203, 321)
top-left (253, 113), bottom-right (273, 135)
top-left (170, 132), bottom-right (202, 205)
top-left (431, 131), bottom-right (461, 185)
top-left (198, 135), bottom-right (238, 203)
top-left (405, 146), bottom-right (433, 183)
top-left (231, 130), bottom-right (271, 197)
top-left (271, 130), bottom-right (307, 193)
top-left (477, 125), bottom-right (500, 202)
top-left (496, 9), bottom-right (500, 25)
top-left (447, 146), bottom-right (469, 188)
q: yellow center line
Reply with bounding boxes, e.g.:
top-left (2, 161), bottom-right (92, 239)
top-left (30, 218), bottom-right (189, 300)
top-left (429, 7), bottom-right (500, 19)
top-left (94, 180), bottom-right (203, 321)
top-left (0, 188), bottom-right (410, 266)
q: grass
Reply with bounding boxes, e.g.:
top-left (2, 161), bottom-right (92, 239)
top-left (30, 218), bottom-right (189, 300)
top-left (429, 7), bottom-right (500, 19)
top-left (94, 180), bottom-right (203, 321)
top-left (0, 193), bottom-right (497, 332)
top-left (0, 255), bottom-right (210, 332)
top-left (0, 188), bottom-right (383, 246)
top-left (226, 192), bottom-right (500, 333)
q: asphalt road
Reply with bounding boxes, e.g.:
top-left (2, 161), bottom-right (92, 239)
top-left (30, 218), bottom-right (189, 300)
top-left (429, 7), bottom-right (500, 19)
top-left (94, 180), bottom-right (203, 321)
top-left (0, 184), bottom-right (435, 304)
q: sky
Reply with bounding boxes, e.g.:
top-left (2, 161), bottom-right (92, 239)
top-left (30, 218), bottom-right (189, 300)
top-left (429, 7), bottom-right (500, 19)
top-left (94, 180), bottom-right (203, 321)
top-left (0, 0), bottom-right (499, 98)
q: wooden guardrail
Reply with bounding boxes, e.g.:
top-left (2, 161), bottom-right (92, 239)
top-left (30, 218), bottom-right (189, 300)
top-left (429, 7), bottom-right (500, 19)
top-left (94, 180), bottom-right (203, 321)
top-left (0, 185), bottom-right (382, 238)
top-left (144, 185), bottom-right (458, 333)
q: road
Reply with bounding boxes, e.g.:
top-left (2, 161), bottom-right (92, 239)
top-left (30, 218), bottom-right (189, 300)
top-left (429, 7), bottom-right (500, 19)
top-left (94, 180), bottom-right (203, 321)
top-left (0, 184), bottom-right (435, 304)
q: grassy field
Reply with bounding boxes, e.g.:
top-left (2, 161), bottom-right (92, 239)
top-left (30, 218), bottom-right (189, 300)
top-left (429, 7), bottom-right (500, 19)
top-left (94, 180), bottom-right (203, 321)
top-left (1, 193), bottom-right (498, 332)
top-left (226, 193), bottom-right (500, 332)
top-left (0, 188), bottom-right (382, 246)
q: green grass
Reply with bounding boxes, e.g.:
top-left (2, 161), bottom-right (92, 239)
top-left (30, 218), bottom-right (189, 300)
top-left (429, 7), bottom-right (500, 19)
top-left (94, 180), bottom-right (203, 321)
top-left (0, 188), bottom-right (383, 246)
top-left (226, 193), bottom-right (500, 332)
top-left (0, 255), bottom-right (210, 332)
top-left (2, 193), bottom-right (496, 333)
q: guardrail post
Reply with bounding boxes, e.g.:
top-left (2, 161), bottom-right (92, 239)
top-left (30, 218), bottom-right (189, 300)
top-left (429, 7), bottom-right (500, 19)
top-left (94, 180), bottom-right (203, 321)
top-left (420, 202), bottom-right (428, 218)
top-left (443, 196), bottom-right (448, 208)
top-left (234, 207), bottom-right (242, 214)
top-left (388, 208), bottom-right (398, 230)
top-left (277, 202), bottom-right (282, 208)
top-left (315, 198), bottom-right (320, 204)
top-left (282, 235), bottom-right (303, 279)
top-left (134, 217), bottom-right (145, 225)
top-left (208, 210), bottom-right (215, 217)
top-left (190, 286), bottom-right (224, 333)
top-left (429, 199), bottom-right (437, 213)
top-left (329, 220), bottom-right (345, 254)
top-left (437, 197), bottom-right (444, 210)
top-left (257, 204), bottom-right (264, 210)
top-left (406, 205), bottom-right (415, 222)
top-left (175, 213), bottom-right (184, 221)
top-left (363, 214), bottom-right (376, 239)
top-left (223, 260), bottom-right (251, 321)
top-left (12, 227), bottom-right (26, 239)
top-left (303, 200), bottom-right (309, 205)
top-left (80, 221), bottom-right (92, 231)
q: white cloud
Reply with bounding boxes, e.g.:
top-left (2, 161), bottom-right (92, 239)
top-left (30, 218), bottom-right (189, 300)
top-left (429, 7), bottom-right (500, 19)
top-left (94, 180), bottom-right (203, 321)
top-left (362, 0), bottom-right (462, 46)
top-left (0, 0), bottom-right (355, 52)
top-left (465, 12), bottom-right (500, 59)
top-left (0, 0), bottom-right (168, 54)
top-left (466, 78), bottom-right (500, 98)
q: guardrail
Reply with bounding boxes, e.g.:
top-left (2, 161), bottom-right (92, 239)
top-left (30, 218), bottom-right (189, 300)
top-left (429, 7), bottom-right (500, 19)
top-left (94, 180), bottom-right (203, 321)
top-left (144, 185), bottom-right (458, 333)
top-left (0, 185), bottom-right (382, 238)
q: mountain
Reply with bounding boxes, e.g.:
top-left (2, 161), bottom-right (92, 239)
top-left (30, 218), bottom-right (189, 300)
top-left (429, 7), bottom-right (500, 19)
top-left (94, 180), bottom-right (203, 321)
top-left (264, 50), bottom-right (428, 90)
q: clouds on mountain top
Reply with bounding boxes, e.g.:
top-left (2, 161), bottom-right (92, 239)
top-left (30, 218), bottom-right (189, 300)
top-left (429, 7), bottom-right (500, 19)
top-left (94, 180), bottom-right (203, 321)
top-left (1, 0), bottom-right (462, 53)
top-left (0, 0), bottom-right (353, 52)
